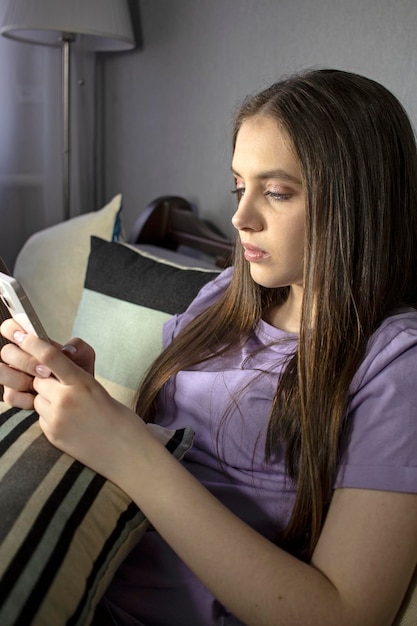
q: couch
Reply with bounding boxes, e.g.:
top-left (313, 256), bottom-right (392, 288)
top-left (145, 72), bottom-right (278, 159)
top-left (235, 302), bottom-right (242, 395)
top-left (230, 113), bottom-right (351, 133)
top-left (0, 194), bottom-right (229, 625)
top-left (0, 195), bottom-right (415, 625)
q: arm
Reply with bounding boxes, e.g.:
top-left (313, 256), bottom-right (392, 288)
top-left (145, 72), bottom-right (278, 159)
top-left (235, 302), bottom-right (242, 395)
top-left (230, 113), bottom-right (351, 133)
top-left (113, 432), bottom-right (417, 626)
top-left (6, 329), bottom-right (417, 626)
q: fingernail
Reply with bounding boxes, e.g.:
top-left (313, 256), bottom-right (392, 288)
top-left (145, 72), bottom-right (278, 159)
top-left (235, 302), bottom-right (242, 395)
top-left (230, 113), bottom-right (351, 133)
top-left (62, 344), bottom-right (77, 354)
top-left (14, 330), bottom-right (27, 343)
top-left (35, 364), bottom-right (51, 378)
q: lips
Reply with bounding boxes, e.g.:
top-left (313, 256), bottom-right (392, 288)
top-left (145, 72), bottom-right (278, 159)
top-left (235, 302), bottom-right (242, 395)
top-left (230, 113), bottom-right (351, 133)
top-left (242, 242), bottom-right (270, 261)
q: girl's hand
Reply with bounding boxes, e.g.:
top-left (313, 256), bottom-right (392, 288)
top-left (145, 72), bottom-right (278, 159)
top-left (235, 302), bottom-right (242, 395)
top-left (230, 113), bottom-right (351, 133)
top-left (12, 329), bottom-right (139, 480)
top-left (0, 319), bottom-right (96, 409)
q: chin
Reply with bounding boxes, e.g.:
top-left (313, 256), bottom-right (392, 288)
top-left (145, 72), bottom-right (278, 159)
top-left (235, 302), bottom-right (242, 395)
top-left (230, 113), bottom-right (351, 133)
top-left (248, 264), bottom-right (303, 291)
top-left (249, 266), bottom-right (283, 289)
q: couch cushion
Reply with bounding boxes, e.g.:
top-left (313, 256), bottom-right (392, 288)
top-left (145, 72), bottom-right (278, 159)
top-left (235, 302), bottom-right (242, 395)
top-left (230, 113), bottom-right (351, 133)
top-left (0, 403), bottom-right (193, 626)
top-left (14, 195), bottom-right (123, 345)
top-left (72, 237), bottom-right (220, 409)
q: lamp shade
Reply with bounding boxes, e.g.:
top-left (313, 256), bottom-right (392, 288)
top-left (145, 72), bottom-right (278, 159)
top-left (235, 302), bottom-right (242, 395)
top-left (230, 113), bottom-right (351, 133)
top-left (1, 0), bottom-right (135, 51)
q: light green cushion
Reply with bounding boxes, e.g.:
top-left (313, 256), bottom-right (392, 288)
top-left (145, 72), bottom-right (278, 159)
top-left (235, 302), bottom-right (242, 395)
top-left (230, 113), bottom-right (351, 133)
top-left (74, 289), bottom-right (170, 404)
top-left (72, 237), bottom-right (219, 409)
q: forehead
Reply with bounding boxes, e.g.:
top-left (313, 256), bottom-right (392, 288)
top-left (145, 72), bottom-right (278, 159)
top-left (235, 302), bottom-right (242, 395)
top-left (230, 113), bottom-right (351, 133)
top-left (232, 115), bottom-right (300, 176)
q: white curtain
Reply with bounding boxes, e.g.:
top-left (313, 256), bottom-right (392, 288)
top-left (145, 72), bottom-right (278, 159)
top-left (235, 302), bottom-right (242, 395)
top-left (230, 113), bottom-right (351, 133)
top-left (0, 1), bottom-right (97, 270)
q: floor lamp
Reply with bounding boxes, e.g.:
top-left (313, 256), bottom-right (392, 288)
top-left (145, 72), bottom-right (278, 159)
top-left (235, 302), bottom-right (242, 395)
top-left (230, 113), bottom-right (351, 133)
top-left (1, 0), bottom-right (136, 221)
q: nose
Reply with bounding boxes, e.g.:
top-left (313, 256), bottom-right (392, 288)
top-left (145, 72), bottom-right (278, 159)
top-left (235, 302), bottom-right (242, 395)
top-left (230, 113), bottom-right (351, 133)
top-left (231, 192), bottom-right (263, 232)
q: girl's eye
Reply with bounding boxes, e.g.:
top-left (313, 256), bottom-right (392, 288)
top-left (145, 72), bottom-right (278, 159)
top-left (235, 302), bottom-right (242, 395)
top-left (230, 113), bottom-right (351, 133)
top-left (231, 187), bottom-right (245, 200)
top-left (265, 190), bottom-right (292, 202)
top-left (231, 187), bottom-right (293, 202)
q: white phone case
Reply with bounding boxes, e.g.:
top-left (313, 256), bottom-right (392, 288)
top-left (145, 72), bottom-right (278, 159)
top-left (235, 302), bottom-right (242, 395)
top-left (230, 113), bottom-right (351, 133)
top-left (0, 271), bottom-right (49, 341)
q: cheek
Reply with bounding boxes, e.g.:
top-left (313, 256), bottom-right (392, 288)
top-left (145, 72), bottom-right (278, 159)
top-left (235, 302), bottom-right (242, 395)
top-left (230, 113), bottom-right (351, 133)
top-left (278, 221), bottom-right (304, 274)
top-left (289, 218), bottom-right (305, 253)
top-left (275, 215), bottom-right (304, 252)
top-left (294, 229), bottom-right (305, 257)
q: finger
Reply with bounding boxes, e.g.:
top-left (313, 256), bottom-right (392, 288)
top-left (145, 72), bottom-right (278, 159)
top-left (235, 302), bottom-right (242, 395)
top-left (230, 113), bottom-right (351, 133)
top-left (14, 332), bottom-right (87, 386)
top-left (33, 390), bottom-right (52, 422)
top-left (1, 318), bottom-right (32, 342)
top-left (0, 361), bottom-right (34, 391)
top-left (1, 342), bottom-right (44, 377)
top-left (61, 337), bottom-right (96, 376)
top-left (2, 386), bottom-right (35, 410)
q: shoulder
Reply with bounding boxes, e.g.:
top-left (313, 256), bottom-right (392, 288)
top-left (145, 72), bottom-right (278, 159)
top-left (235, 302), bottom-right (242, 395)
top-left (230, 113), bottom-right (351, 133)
top-left (351, 308), bottom-right (417, 394)
top-left (337, 308), bottom-right (417, 492)
top-left (162, 267), bottom-right (233, 346)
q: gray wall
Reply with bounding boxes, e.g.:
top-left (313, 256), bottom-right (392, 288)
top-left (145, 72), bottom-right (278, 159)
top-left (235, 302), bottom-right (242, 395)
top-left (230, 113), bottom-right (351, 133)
top-left (0, 0), bottom-right (97, 269)
top-left (101, 0), bottom-right (417, 239)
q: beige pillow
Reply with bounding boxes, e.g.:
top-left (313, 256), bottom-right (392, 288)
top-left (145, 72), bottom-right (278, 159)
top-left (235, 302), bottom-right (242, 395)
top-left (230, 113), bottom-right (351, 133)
top-left (14, 195), bottom-right (122, 344)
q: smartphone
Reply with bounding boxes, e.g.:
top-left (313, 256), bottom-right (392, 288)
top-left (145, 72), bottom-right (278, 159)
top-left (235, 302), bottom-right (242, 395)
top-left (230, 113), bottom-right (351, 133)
top-left (0, 256), bottom-right (11, 276)
top-left (0, 271), bottom-right (49, 341)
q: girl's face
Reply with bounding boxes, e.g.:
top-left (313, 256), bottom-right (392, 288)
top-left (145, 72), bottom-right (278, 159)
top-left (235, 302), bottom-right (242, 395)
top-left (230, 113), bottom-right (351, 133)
top-left (231, 115), bottom-right (305, 293)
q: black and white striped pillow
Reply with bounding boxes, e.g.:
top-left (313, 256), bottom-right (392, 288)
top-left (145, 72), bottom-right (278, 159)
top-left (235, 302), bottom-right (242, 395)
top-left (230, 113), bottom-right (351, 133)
top-left (72, 237), bottom-right (219, 409)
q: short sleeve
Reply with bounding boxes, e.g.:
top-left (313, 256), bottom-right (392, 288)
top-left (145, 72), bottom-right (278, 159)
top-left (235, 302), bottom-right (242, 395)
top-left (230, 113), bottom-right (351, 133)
top-left (336, 312), bottom-right (417, 493)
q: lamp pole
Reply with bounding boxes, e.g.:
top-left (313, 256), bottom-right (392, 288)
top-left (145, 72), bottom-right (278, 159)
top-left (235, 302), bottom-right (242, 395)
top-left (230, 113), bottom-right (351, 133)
top-left (62, 34), bottom-right (74, 221)
top-left (1, 0), bottom-right (136, 222)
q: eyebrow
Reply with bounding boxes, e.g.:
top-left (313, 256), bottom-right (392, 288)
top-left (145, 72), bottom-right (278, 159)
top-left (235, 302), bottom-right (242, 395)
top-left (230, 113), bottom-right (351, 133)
top-left (231, 167), bottom-right (302, 186)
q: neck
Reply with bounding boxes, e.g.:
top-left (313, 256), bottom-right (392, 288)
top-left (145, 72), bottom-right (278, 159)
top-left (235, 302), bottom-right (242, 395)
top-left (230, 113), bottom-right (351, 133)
top-left (266, 286), bottom-right (303, 333)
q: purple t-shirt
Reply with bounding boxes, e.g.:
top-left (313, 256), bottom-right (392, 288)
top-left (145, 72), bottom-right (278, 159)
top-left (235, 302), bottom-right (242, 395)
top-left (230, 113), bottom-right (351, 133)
top-left (103, 268), bottom-right (417, 625)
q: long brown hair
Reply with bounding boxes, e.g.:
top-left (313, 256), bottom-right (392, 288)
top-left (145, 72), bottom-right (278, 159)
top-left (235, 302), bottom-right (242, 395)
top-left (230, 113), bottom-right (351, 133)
top-left (136, 69), bottom-right (417, 558)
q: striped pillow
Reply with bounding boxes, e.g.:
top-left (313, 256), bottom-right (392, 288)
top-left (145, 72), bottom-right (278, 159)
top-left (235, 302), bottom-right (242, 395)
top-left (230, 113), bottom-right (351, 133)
top-left (0, 404), bottom-right (194, 626)
top-left (72, 237), bottom-right (219, 409)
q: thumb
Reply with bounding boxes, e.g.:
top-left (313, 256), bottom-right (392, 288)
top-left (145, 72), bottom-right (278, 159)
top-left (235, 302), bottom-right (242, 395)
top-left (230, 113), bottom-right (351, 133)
top-left (61, 337), bottom-right (96, 376)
